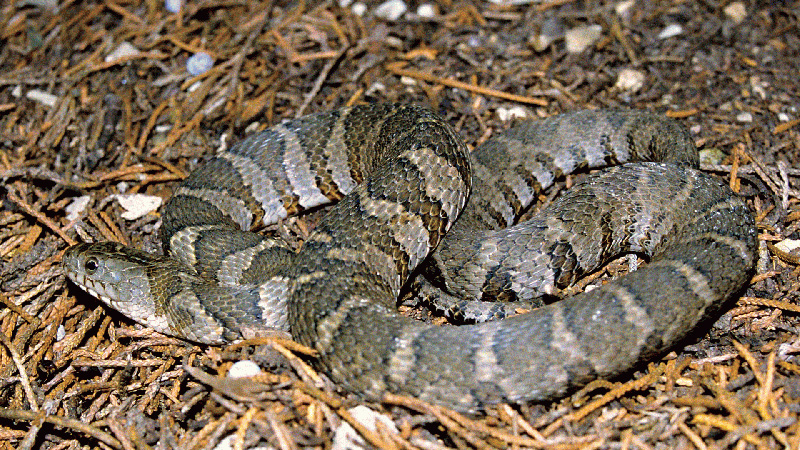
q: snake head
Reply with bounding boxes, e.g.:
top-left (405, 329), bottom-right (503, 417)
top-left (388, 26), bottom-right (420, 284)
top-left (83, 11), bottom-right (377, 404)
top-left (63, 242), bottom-right (179, 334)
top-left (63, 242), bottom-right (258, 344)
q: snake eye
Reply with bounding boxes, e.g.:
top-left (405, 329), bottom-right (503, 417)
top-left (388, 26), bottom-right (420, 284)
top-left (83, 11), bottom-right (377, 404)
top-left (84, 257), bottom-right (99, 274)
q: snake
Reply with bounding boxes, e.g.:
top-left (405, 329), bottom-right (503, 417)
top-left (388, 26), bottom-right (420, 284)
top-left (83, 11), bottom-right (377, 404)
top-left (63, 103), bottom-right (758, 412)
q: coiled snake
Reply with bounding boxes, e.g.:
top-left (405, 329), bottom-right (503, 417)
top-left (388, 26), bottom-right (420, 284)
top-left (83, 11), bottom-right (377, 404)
top-left (64, 104), bottom-right (757, 412)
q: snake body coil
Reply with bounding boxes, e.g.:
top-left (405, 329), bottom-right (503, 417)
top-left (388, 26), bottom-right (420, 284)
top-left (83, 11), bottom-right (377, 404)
top-left (64, 104), bottom-right (757, 411)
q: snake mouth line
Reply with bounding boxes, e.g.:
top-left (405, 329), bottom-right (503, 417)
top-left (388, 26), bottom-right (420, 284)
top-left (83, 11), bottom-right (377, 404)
top-left (65, 271), bottom-right (118, 306)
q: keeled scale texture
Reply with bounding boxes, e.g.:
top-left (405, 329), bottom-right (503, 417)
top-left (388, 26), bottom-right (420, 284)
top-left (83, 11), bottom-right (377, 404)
top-left (64, 104), bottom-right (758, 412)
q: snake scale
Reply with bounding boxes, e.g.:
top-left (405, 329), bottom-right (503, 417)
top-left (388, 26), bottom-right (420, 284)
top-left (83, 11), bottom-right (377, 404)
top-left (64, 104), bottom-right (758, 412)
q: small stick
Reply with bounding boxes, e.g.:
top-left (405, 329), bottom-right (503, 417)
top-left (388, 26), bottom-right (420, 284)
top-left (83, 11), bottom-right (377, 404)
top-left (386, 62), bottom-right (548, 106)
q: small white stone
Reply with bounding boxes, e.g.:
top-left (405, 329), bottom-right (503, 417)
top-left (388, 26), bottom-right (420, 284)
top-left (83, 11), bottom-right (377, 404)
top-left (615, 0), bottom-right (635, 17)
top-left (399, 76), bottom-right (417, 86)
top-left (531, 34), bottom-right (553, 52)
top-left (658, 24), bottom-right (683, 39)
top-left (564, 24), bottom-right (603, 53)
top-left (365, 81), bottom-right (386, 96)
top-left (724, 2), bottom-right (747, 24)
top-left (187, 81), bottom-right (203, 92)
top-left (65, 195), bottom-right (91, 221)
top-left (351, 2), bottom-right (366, 16)
top-left (332, 406), bottom-right (398, 450)
top-left (699, 148), bottom-right (727, 166)
top-left (614, 68), bottom-right (645, 92)
top-left (164, 0), bottom-right (181, 13)
top-left (227, 360), bottom-right (262, 378)
top-left (212, 435), bottom-right (235, 450)
top-left (115, 194), bottom-right (162, 220)
top-left (56, 325), bottom-right (66, 341)
top-left (599, 407), bottom-right (624, 422)
top-left (778, 341), bottom-right (800, 360)
top-left (11, 85), bottom-right (22, 98)
top-left (105, 41), bottom-right (140, 63)
top-left (750, 76), bottom-right (768, 100)
top-left (416, 3), bottom-right (435, 18)
top-left (26, 89), bottom-right (58, 107)
top-left (736, 112), bottom-right (753, 123)
top-left (244, 122), bottom-right (261, 134)
top-left (374, 0), bottom-right (407, 21)
top-left (496, 106), bottom-right (528, 122)
top-left (186, 52), bottom-right (214, 76)
top-left (778, 112), bottom-right (790, 122)
top-left (775, 239), bottom-right (800, 253)
top-left (385, 36), bottom-right (404, 48)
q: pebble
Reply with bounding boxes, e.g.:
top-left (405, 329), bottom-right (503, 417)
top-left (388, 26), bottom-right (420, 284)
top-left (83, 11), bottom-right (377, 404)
top-left (750, 75), bottom-right (768, 99)
top-left (564, 24), bottom-right (602, 53)
top-left (227, 360), bottom-right (262, 378)
top-left (365, 81), bottom-right (386, 96)
top-left (351, 2), bottom-right (366, 16)
top-left (614, 68), bottom-right (645, 92)
top-left (332, 406), bottom-right (398, 450)
top-left (212, 435), bottom-right (273, 450)
top-left (724, 2), bottom-right (747, 24)
top-left (400, 76), bottom-right (417, 86)
top-left (105, 41), bottom-right (140, 63)
top-left (374, 0), bottom-right (406, 21)
top-left (65, 195), bottom-right (91, 221)
top-left (211, 435), bottom-right (271, 450)
top-left (496, 106), bottom-right (528, 121)
top-left (186, 52), bottom-right (213, 76)
top-left (699, 148), bottom-right (727, 166)
top-left (115, 194), bottom-right (162, 220)
top-left (212, 435), bottom-right (235, 450)
top-left (778, 341), bottom-right (800, 361)
top-left (775, 239), bottom-right (800, 254)
top-left (164, 0), bottom-right (181, 13)
top-left (26, 89), bottom-right (58, 107)
top-left (416, 3), bottom-right (436, 18)
top-left (736, 112), bottom-right (753, 123)
top-left (658, 24), bottom-right (683, 39)
top-left (615, 0), bottom-right (635, 18)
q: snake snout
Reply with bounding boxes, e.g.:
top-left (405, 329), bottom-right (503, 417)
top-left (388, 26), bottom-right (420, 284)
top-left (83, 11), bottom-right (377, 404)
top-left (63, 242), bottom-right (149, 308)
top-left (64, 245), bottom-right (116, 305)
